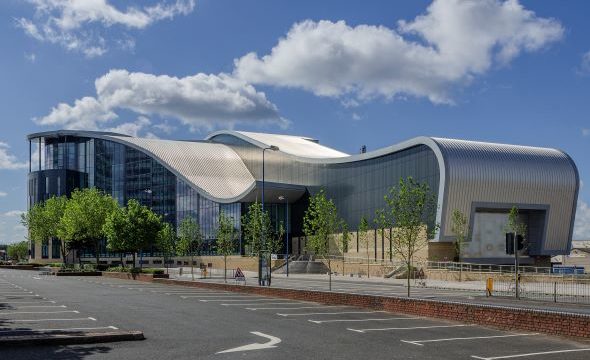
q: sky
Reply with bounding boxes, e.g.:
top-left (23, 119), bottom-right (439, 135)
top-left (0, 0), bottom-right (589, 244)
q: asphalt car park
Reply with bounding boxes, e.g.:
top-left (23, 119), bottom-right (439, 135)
top-left (1, 268), bottom-right (589, 360)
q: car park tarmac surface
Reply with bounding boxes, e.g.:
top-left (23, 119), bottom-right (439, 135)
top-left (1, 268), bottom-right (589, 360)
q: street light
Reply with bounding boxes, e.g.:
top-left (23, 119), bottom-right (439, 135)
top-left (259, 145), bottom-right (280, 286)
top-left (278, 195), bottom-right (289, 277)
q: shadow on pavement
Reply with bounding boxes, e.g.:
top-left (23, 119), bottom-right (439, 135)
top-left (0, 344), bottom-right (113, 360)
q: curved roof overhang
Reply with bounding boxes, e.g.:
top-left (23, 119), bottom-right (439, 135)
top-left (28, 130), bottom-right (256, 204)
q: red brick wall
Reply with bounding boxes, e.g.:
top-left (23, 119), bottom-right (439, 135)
top-left (152, 278), bottom-right (590, 339)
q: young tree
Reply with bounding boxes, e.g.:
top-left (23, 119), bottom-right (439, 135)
top-left (241, 202), bottom-right (273, 284)
top-left (358, 216), bottom-right (370, 278)
top-left (303, 189), bottom-right (341, 291)
top-left (21, 203), bottom-right (47, 257)
top-left (125, 199), bottom-right (162, 269)
top-left (59, 188), bottom-right (119, 265)
top-left (177, 216), bottom-right (203, 281)
top-left (157, 222), bottom-right (177, 274)
top-left (103, 206), bottom-right (129, 266)
top-left (7, 241), bottom-right (29, 262)
top-left (505, 206), bottom-right (527, 298)
top-left (450, 209), bottom-right (469, 282)
top-left (377, 177), bottom-right (439, 297)
top-left (265, 221), bottom-right (285, 285)
top-left (337, 222), bottom-right (350, 276)
top-left (216, 211), bottom-right (238, 283)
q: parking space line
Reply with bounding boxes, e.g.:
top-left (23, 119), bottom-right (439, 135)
top-left (10, 317), bottom-right (97, 322)
top-left (0, 294), bottom-right (40, 297)
top-left (1, 300), bottom-right (56, 304)
top-left (0, 326), bottom-right (119, 333)
top-left (470, 348), bottom-right (590, 360)
top-left (401, 333), bottom-right (539, 346)
top-left (347, 324), bottom-right (476, 333)
top-left (183, 295), bottom-right (263, 299)
top-left (222, 302), bottom-right (307, 306)
top-left (309, 317), bottom-right (421, 324)
top-left (10, 305), bottom-right (67, 309)
top-left (247, 306), bottom-right (347, 311)
top-left (0, 310), bottom-right (79, 315)
top-left (277, 311), bottom-right (387, 317)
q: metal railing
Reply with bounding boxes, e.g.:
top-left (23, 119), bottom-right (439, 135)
top-left (425, 261), bottom-right (553, 275)
top-left (491, 276), bottom-right (590, 304)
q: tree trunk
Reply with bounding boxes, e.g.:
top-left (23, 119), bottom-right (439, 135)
top-left (120, 253), bottom-right (123, 267)
top-left (95, 240), bottom-right (100, 266)
top-left (328, 257), bottom-right (332, 291)
top-left (191, 254), bottom-right (194, 281)
top-left (132, 252), bottom-right (136, 269)
top-left (407, 261), bottom-right (411, 297)
top-left (60, 240), bottom-right (67, 266)
top-left (367, 250), bottom-right (370, 279)
top-left (224, 255), bottom-right (227, 283)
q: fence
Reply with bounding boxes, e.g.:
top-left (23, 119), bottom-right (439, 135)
top-left (491, 275), bottom-right (590, 304)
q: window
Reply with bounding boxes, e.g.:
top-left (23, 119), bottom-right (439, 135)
top-left (51, 238), bottom-right (61, 259)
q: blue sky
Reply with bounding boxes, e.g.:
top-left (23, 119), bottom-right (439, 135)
top-left (0, 0), bottom-right (588, 244)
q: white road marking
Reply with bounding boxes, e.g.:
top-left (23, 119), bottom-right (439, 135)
top-left (199, 298), bottom-right (289, 303)
top-left (247, 306), bottom-right (347, 311)
top-left (0, 326), bottom-right (119, 333)
top-left (185, 295), bottom-right (262, 300)
top-left (11, 305), bottom-right (67, 309)
top-left (0, 294), bottom-right (40, 297)
top-left (309, 317), bottom-right (420, 324)
top-left (10, 317), bottom-right (97, 323)
top-left (216, 331), bottom-right (281, 354)
top-left (0, 300), bottom-right (56, 304)
top-left (402, 333), bottom-right (539, 346)
top-left (0, 310), bottom-right (79, 315)
top-left (348, 324), bottom-right (476, 333)
top-left (0, 292), bottom-right (33, 295)
top-left (277, 311), bottom-right (387, 317)
top-left (222, 302), bottom-right (306, 306)
top-left (470, 348), bottom-right (590, 360)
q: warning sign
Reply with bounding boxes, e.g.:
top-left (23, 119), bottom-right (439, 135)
top-left (235, 267), bottom-right (246, 283)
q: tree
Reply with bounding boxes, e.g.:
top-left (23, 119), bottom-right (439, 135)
top-left (450, 209), bottom-right (469, 282)
top-left (103, 206), bottom-right (129, 266)
top-left (21, 203), bottom-right (47, 256)
top-left (376, 177), bottom-right (439, 297)
top-left (337, 221), bottom-right (350, 276)
top-left (241, 201), bottom-right (272, 256)
top-left (358, 216), bottom-right (370, 278)
top-left (103, 199), bottom-right (162, 268)
top-left (7, 241), bottom-right (29, 262)
top-left (241, 202), bottom-right (273, 284)
top-left (177, 216), bottom-right (203, 281)
top-left (505, 206), bottom-right (527, 298)
top-left (266, 221), bottom-right (285, 285)
top-left (59, 188), bottom-right (119, 265)
top-left (216, 211), bottom-right (238, 283)
top-left (157, 222), bottom-right (177, 274)
top-left (303, 189), bottom-right (341, 291)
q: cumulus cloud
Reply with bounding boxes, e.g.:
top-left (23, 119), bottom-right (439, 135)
top-left (234, 0), bottom-right (563, 103)
top-left (0, 142), bottom-right (28, 170)
top-left (106, 116), bottom-right (151, 137)
top-left (0, 192), bottom-right (7, 197)
top-left (4, 210), bottom-right (25, 217)
top-left (574, 199), bottom-right (590, 240)
top-left (35, 69), bottom-right (286, 132)
top-left (16, 0), bottom-right (195, 57)
top-left (577, 51), bottom-right (590, 76)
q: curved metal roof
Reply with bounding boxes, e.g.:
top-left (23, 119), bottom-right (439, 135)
top-left (206, 130), bottom-right (349, 158)
top-left (28, 130), bottom-right (256, 203)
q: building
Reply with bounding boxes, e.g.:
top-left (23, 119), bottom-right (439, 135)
top-left (26, 130), bottom-right (579, 265)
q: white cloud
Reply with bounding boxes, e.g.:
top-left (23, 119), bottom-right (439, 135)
top-left (16, 0), bottom-right (195, 57)
top-left (0, 212), bottom-right (27, 245)
top-left (4, 210), bottom-right (25, 217)
top-left (577, 51), bottom-right (590, 76)
top-left (0, 192), bottom-right (7, 197)
top-left (234, 0), bottom-right (563, 104)
top-left (35, 69), bottom-right (287, 132)
top-left (582, 129), bottom-right (590, 137)
top-left (574, 199), bottom-right (590, 240)
top-left (0, 142), bottom-right (28, 170)
top-left (24, 52), bottom-right (36, 63)
top-left (106, 116), bottom-right (151, 137)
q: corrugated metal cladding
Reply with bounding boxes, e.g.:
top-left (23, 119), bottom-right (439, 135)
top-left (432, 138), bottom-right (579, 252)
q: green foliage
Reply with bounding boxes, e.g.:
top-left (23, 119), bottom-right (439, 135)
top-left (177, 217), bottom-right (202, 256)
top-left (103, 199), bottom-right (162, 268)
top-left (267, 221), bottom-right (285, 256)
top-left (216, 211), bottom-right (238, 257)
top-left (59, 188), bottom-right (119, 263)
top-left (506, 206), bottom-right (527, 237)
top-left (339, 221), bottom-right (350, 255)
top-left (7, 241), bottom-right (29, 262)
top-left (303, 189), bottom-right (340, 257)
top-left (376, 177), bottom-right (439, 296)
top-left (21, 203), bottom-right (47, 245)
top-left (157, 222), bottom-right (177, 264)
top-left (451, 209), bottom-right (469, 261)
top-left (358, 215), bottom-right (371, 277)
top-left (241, 201), bottom-right (272, 256)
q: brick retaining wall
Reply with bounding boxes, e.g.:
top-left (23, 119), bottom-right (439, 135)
top-left (153, 278), bottom-right (590, 340)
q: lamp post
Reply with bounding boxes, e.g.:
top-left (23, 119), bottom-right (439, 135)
top-left (259, 145), bottom-right (279, 286)
top-left (278, 195), bottom-right (289, 277)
